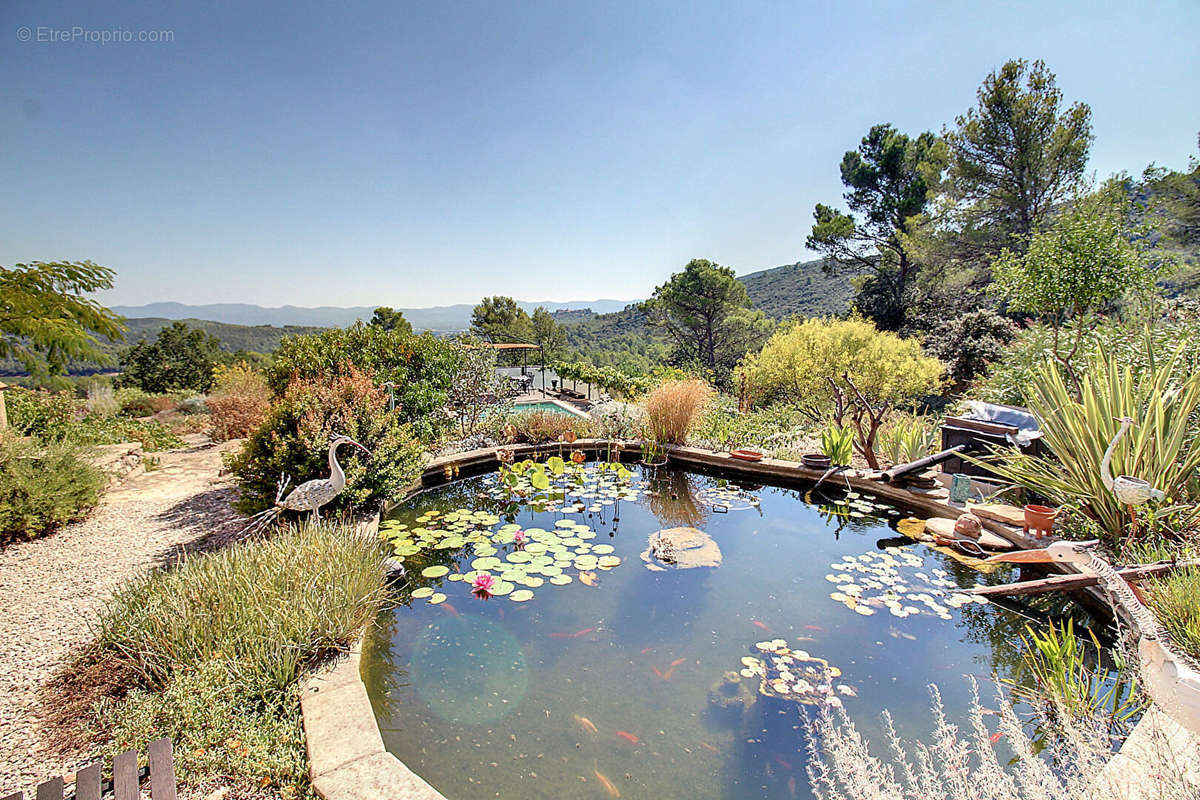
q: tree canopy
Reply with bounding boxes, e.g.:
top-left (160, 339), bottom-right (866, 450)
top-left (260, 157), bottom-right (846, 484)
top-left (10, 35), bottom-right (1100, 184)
top-left (369, 306), bottom-right (413, 335)
top-left (0, 261), bottom-right (125, 377)
top-left (530, 306), bottom-right (567, 361)
top-left (643, 259), bottom-right (772, 382)
top-left (807, 124), bottom-right (945, 330)
top-left (121, 321), bottom-right (221, 393)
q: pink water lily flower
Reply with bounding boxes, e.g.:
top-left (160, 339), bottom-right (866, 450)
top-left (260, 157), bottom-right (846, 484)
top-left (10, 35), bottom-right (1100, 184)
top-left (472, 572), bottom-right (496, 598)
top-left (513, 529), bottom-right (527, 547)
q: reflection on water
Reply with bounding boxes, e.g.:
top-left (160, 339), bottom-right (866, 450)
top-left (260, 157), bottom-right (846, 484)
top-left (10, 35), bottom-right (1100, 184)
top-left (363, 466), bottom-right (1108, 800)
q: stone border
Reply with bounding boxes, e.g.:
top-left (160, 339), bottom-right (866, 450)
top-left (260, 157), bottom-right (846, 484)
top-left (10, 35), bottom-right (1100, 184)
top-left (304, 439), bottom-right (1127, 799)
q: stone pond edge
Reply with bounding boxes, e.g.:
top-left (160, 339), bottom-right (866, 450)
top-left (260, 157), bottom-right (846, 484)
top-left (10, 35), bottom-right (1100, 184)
top-left (302, 439), bottom-right (1161, 800)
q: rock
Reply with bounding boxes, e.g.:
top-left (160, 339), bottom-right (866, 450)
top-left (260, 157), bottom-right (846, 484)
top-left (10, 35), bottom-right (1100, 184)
top-left (953, 514), bottom-right (983, 539)
top-left (925, 517), bottom-right (1014, 551)
top-left (707, 670), bottom-right (755, 718)
top-left (640, 527), bottom-right (722, 570)
top-left (205, 788), bottom-right (231, 800)
top-left (967, 502), bottom-right (1026, 527)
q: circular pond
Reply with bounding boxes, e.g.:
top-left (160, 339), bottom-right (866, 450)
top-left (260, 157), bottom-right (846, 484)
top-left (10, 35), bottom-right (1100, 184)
top-left (362, 462), bottom-right (1098, 800)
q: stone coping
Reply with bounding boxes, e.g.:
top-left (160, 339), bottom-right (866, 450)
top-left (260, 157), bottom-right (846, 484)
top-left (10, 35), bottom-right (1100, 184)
top-left (306, 439), bottom-right (1142, 799)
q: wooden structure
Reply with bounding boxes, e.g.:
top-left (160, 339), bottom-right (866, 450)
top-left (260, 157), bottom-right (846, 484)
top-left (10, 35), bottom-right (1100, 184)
top-left (2, 739), bottom-right (176, 800)
top-left (968, 558), bottom-right (1200, 598)
top-left (0, 381), bottom-right (8, 431)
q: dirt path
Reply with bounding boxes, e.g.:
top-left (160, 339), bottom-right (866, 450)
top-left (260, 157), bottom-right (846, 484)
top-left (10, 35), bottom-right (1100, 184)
top-left (0, 436), bottom-right (245, 794)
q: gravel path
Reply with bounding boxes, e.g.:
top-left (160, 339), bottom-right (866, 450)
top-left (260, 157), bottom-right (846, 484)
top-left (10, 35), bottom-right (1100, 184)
top-left (0, 436), bottom-right (246, 795)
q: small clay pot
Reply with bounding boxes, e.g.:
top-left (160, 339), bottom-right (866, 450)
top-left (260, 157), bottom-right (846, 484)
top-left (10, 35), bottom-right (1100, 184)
top-left (802, 454), bottom-right (832, 470)
top-left (729, 449), bottom-right (765, 462)
top-left (1023, 504), bottom-right (1058, 539)
top-left (953, 513), bottom-right (983, 539)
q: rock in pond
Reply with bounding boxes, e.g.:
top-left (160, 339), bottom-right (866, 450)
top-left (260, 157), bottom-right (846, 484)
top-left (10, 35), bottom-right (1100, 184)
top-left (640, 526), bottom-right (722, 571)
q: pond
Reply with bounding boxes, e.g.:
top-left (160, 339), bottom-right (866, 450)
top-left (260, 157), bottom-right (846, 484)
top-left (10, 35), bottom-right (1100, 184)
top-left (362, 460), bottom-right (1102, 800)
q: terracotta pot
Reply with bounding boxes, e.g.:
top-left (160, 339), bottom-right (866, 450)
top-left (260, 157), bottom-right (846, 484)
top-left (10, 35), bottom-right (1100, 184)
top-left (802, 453), bottom-right (832, 470)
top-left (953, 513), bottom-right (983, 539)
top-left (1023, 504), bottom-right (1058, 538)
top-left (729, 449), bottom-right (764, 462)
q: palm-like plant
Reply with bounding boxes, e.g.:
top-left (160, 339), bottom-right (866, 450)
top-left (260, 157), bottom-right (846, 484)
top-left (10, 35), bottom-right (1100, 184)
top-left (977, 341), bottom-right (1200, 545)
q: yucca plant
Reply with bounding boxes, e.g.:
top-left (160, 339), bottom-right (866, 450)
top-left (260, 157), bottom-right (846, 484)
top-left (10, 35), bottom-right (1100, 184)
top-left (821, 424), bottom-right (856, 466)
top-left (975, 341), bottom-right (1200, 546)
top-left (878, 415), bottom-right (938, 466)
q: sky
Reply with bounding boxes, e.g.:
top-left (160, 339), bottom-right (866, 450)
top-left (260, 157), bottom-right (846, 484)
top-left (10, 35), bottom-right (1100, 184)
top-left (2, 1), bottom-right (1198, 309)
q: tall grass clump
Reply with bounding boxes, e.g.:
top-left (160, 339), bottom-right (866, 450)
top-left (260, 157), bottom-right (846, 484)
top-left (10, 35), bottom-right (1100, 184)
top-left (806, 680), bottom-right (1199, 800)
top-left (643, 379), bottom-right (714, 445)
top-left (1145, 565), bottom-right (1200, 661)
top-left (78, 522), bottom-right (385, 794)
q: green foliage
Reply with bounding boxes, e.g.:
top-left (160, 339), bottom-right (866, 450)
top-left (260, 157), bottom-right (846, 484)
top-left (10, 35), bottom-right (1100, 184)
top-left (121, 321), bottom-right (221, 393)
top-left (643, 259), bottom-right (772, 383)
top-left (922, 308), bottom-right (1017, 387)
top-left (266, 324), bottom-right (461, 440)
top-left (808, 124), bottom-right (946, 329)
top-left (6, 386), bottom-right (77, 438)
top-left (368, 306), bottom-right (413, 334)
top-left (84, 522), bottom-right (384, 795)
top-left (1012, 620), bottom-right (1142, 730)
top-left (877, 414), bottom-right (938, 466)
top-left (740, 317), bottom-right (944, 416)
top-left (0, 260), bottom-right (126, 378)
top-left (1146, 565), bottom-right (1200, 661)
top-left (530, 306), bottom-right (567, 361)
top-left (944, 58), bottom-right (1093, 259)
top-left (977, 343), bottom-right (1200, 548)
top-left (444, 342), bottom-right (513, 438)
top-left (0, 437), bottom-right (106, 544)
top-left (502, 409), bottom-right (593, 444)
top-left (230, 365), bottom-right (426, 515)
top-left (471, 296), bottom-right (535, 344)
top-left (692, 401), bottom-right (810, 452)
top-left (820, 424), bottom-right (855, 466)
top-left (7, 385), bottom-right (183, 451)
top-left (557, 305), bottom-right (673, 373)
top-left (739, 257), bottom-right (858, 320)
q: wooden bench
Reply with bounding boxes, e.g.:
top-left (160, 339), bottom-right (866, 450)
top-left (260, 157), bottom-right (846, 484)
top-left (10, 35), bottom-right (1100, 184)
top-left (2, 739), bottom-right (176, 800)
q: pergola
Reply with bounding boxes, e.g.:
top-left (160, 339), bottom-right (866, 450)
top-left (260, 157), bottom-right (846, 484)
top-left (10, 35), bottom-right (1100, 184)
top-left (466, 342), bottom-right (546, 390)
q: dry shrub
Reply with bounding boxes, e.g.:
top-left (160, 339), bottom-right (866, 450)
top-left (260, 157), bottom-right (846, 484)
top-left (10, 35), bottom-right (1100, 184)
top-left (643, 379), bottom-right (714, 445)
top-left (149, 395), bottom-right (179, 414)
top-left (506, 410), bottom-right (593, 444)
top-left (207, 361), bottom-right (270, 441)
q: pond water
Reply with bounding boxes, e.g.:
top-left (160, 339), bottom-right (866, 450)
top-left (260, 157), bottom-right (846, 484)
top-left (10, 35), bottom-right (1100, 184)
top-left (362, 462), bottom-right (1099, 800)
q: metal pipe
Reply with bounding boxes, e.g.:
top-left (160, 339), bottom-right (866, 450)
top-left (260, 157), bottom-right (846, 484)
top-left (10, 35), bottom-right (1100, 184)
top-left (880, 444), bottom-right (969, 483)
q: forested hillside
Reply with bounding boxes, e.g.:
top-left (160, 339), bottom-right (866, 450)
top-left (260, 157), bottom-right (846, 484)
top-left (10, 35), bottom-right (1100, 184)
top-left (740, 257), bottom-right (859, 319)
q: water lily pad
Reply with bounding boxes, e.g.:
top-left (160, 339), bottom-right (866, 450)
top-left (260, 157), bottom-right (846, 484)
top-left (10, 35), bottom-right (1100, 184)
top-left (597, 555), bottom-right (621, 569)
top-left (428, 592), bottom-right (447, 604)
top-left (420, 565), bottom-right (450, 579)
top-left (412, 587), bottom-right (434, 599)
top-left (549, 574), bottom-right (572, 585)
top-left (510, 589), bottom-right (535, 602)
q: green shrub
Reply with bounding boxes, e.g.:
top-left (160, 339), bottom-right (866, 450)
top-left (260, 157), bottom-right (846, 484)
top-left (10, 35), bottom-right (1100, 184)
top-left (820, 423), bottom-right (855, 466)
top-left (922, 308), bottom-right (1016, 388)
top-left (1146, 565), bottom-right (1200, 661)
top-left (121, 321), bottom-right (220, 393)
top-left (267, 324), bottom-right (461, 441)
top-left (0, 438), bottom-right (105, 543)
top-left (877, 413), bottom-right (939, 466)
top-left (229, 365), bottom-right (426, 515)
top-left (691, 401), bottom-right (810, 452)
top-left (71, 416), bottom-right (184, 452)
top-left (115, 387), bottom-right (156, 417)
top-left (6, 386), bottom-right (77, 438)
top-left (82, 522), bottom-right (384, 794)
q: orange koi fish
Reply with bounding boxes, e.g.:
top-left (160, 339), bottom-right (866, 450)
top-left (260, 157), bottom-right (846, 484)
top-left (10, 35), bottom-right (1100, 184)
top-left (988, 731), bottom-right (1003, 744)
top-left (662, 666), bottom-right (676, 680)
top-left (615, 730), bottom-right (639, 745)
top-left (573, 714), bottom-right (598, 734)
top-left (640, 647), bottom-right (652, 655)
top-left (439, 602), bottom-right (460, 617)
top-left (700, 742), bottom-right (719, 754)
top-left (573, 627), bottom-right (595, 638)
top-left (670, 657), bottom-right (687, 667)
top-left (804, 624), bottom-right (824, 631)
top-left (593, 769), bottom-right (620, 798)
top-left (651, 666), bottom-right (664, 679)
top-left (751, 620), bottom-right (770, 631)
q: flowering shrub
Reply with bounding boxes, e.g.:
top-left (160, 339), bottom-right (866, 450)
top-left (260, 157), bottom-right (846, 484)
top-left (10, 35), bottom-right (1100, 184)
top-left (208, 361), bottom-right (271, 441)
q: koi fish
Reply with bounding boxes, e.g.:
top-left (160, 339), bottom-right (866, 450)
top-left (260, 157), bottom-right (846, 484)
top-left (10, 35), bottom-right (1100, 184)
top-left (439, 602), bottom-right (460, 617)
top-left (573, 714), bottom-right (598, 734)
top-left (640, 647), bottom-right (652, 655)
top-left (594, 769), bottom-right (620, 798)
top-left (804, 624), bottom-right (825, 632)
top-left (989, 731), bottom-right (1003, 744)
top-left (773, 753), bottom-right (792, 770)
top-left (573, 627), bottom-right (595, 638)
top-left (751, 620), bottom-right (770, 631)
top-left (700, 742), bottom-right (719, 754)
top-left (651, 666), bottom-right (664, 679)
top-left (788, 776), bottom-right (797, 797)
top-left (549, 632), bottom-right (572, 639)
top-left (662, 666), bottom-right (676, 680)
top-left (670, 657), bottom-right (687, 667)
top-left (616, 730), bottom-right (639, 745)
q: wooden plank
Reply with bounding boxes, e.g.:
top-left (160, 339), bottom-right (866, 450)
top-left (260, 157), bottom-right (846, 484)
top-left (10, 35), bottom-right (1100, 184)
top-left (2, 792), bottom-right (25, 800)
top-left (148, 739), bottom-right (177, 800)
top-left (969, 560), bottom-right (1200, 598)
top-left (74, 764), bottom-right (101, 800)
top-left (34, 778), bottom-right (62, 800)
top-left (112, 750), bottom-right (139, 800)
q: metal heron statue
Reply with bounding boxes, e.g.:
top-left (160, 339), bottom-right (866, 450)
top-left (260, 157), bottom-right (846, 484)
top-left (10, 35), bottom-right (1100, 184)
top-left (242, 432), bottom-right (371, 534)
top-left (989, 541), bottom-right (1200, 737)
top-left (1101, 416), bottom-right (1166, 529)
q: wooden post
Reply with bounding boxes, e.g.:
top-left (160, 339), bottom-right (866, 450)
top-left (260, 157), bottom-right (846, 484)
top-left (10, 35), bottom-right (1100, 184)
top-left (0, 382), bottom-right (8, 432)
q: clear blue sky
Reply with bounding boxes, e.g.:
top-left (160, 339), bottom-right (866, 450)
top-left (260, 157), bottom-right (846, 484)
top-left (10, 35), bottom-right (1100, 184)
top-left (2, 1), bottom-right (1197, 308)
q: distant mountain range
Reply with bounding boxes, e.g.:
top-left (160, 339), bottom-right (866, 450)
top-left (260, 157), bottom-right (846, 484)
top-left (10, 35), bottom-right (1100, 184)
top-left (111, 299), bottom-right (636, 333)
top-left (112, 258), bottom-right (854, 332)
